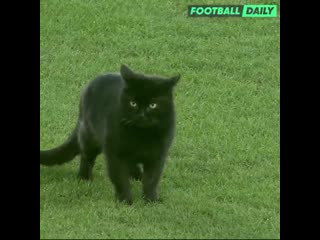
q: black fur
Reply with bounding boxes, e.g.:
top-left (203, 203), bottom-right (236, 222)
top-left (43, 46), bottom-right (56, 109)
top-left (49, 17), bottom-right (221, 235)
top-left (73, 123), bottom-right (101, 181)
top-left (40, 64), bottom-right (180, 204)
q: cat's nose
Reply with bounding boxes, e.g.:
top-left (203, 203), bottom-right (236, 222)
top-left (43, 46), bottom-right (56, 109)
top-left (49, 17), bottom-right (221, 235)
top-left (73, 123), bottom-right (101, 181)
top-left (137, 111), bottom-right (146, 119)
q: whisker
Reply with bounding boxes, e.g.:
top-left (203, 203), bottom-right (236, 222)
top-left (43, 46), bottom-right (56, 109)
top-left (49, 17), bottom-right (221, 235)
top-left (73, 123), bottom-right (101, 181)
top-left (120, 118), bottom-right (135, 127)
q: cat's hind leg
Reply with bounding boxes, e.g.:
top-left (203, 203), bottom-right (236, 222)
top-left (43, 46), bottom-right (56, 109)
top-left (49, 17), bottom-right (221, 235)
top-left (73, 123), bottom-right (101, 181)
top-left (129, 163), bottom-right (143, 181)
top-left (77, 122), bottom-right (101, 180)
top-left (78, 149), bottom-right (100, 180)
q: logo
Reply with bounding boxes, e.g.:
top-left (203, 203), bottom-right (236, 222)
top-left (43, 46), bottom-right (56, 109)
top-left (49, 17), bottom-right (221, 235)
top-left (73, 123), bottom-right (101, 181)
top-left (188, 5), bottom-right (278, 18)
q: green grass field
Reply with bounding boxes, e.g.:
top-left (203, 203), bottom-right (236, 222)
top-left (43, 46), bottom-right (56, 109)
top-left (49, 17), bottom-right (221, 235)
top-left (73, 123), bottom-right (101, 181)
top-left (40, 0), bottom-right (280, 239)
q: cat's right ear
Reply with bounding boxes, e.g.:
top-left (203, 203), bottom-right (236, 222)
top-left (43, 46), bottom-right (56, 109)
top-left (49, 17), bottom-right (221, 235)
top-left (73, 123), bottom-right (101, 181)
top-left (162, 74), bottom-right (180, 90)
top-left (169, 74), bottom-right (180, 87)
top-left (120, 64), bottom-right (135, 83)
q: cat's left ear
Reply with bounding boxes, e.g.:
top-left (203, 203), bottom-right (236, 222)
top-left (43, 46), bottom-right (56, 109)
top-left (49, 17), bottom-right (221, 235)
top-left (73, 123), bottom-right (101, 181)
top-left (166, 74), bottom-right (180, 88)
top-left (120, 64), bottom-right (135, 83)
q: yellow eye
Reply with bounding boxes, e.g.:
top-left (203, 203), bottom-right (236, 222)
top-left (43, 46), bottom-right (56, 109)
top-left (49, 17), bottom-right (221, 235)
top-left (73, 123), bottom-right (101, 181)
top-left (149, 103), bottom-right (157, 109)
top-left (130, 101), bottom-right (137, 107)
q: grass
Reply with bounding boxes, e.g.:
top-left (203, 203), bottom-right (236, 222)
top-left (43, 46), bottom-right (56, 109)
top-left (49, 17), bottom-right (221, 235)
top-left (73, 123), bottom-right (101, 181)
top-left (40, 0), bottom-right (280, 239)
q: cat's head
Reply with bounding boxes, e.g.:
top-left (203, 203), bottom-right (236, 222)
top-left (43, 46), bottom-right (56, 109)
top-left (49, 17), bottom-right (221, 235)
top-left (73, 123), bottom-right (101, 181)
top-left (119, 64), bottom-right (180, 129)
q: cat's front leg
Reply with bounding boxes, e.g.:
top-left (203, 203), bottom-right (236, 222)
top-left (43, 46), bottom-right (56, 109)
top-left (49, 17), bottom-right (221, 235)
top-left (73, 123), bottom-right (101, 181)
top-left (106, 156), bottom-right (133, 205)
top-left (142, 160), bottom-right (165, 202)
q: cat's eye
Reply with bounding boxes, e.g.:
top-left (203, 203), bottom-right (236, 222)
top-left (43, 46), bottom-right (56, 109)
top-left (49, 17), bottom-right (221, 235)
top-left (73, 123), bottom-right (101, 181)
top-left (130, 101), bottom-right (137, 108)
top-left (149, 103), bottom-right (157, 109)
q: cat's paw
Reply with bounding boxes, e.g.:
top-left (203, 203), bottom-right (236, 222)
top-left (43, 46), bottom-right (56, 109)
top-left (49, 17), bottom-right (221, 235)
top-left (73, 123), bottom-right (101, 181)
top-left (143, 193), bottom-right (162, 203)
top-left (116, 192), bottom-right (133, 205)
top-left (118, 198), bottom-right (133, 205)
top-left (77, 172), bottom-right (94, 181)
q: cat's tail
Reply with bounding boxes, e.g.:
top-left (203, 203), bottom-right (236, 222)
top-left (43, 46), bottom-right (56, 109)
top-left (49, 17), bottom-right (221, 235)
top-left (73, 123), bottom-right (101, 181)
top-left (40, 126), bottom-right (80, 166)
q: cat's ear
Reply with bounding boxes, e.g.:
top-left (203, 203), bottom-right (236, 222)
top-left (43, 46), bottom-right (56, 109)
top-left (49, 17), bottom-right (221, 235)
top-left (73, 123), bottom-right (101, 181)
top-left (163, 74), bottom-right (180, 89)
top-left (169, 74), bottom-right (180, 87)
top-left (120, 64), bottom-right (135, 83)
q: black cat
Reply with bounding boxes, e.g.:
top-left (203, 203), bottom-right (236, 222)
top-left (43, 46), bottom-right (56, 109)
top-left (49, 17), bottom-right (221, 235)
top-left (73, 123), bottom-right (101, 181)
top-left (40, 64), bottom-right (180, 205)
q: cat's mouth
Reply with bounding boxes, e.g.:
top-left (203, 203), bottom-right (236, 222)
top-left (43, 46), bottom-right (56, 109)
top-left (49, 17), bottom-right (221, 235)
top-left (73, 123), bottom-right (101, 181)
top-left (120, 118), bottom-right (155, 128)
top-left (134, 120), bottom-right (154, 128)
